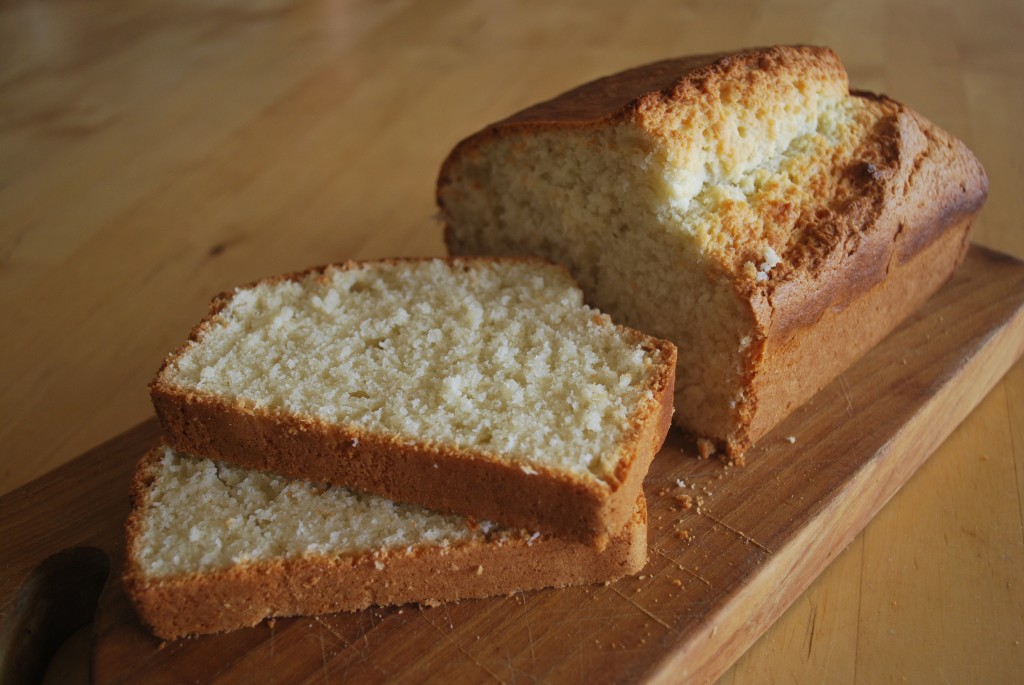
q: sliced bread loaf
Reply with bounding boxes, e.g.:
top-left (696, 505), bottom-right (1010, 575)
top-left (151, 257), bottom-right (675, 546)
top-left (437, 45), bottom-right (988, 458)
top-left (124, 447), bottom-right (647, 640)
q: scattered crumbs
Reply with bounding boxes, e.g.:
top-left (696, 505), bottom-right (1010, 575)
top-left (696, 438), bottom-right (715, 460)
top-left (634, 587), bottom-right (642, 593)
top-left (675, 478), bottom-right (687, 489)
top-left (786, 436), bottom-right (796, 444)
top-left (638, 575), bottom-right (647, 580)
top-left (433, 463), bottom-right (438, 469)
top-left (674, 494), bottom-right (694, 510)
top-left (676, 528), bottom-right (693, 542)
top-left (657, 486), bottom-right (670, 496)
top-left (352, 438), bottom-right (359, 447)
top-left (374, 560), bottom-right (385, 571)
top-left (603, 580), bottom-right (611, 587)
top-left (397, 609), bottom-right (403, 614)
top-left (671, 578), bottom-right (684, 588)
top-left (475, 565), bottom-right (484, 575)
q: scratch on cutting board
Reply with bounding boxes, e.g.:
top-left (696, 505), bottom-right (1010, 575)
top-left (315, 616), bottom-right (351, 647)
top-left (700, 511), bottom-right (773, 553)
top-left (610, 587), bottom-right (673, 631)
top-left (318, 623), bottom-right (330, 685)
top-left (417, 607), bottom-right (506, 684)
top-left (517, 590), bottom-right (537, 670)
top-left (838, 374), bottom-right (854, 417)
top-left (650, 546), bottom-right (712, 588)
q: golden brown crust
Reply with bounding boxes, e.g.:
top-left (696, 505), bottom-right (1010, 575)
top-left (733, 104), bottom-right (988, 455)
top-left (123, 450), bottom-right (648, 640)
top-left (436, 46), bottom-right (988, 459)
top-left (437, 47), bottom-right (842, 189)
top-left (150, 257), bottom-right (676, 548)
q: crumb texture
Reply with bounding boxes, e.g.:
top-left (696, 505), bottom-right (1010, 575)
top-left (160, 259), bottom-right (668, 481)
top-left (134, 448), bottom-right (491, 578)
top-left (439, 47), bottom-right (890, 447)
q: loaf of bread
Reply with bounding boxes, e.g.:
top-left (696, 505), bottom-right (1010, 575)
top-left (124, 446), bottom-right (646, 639)
top-left (437, 45), bottom-right (988, 458)
top-left (151, 257), bottom-right (675, 547)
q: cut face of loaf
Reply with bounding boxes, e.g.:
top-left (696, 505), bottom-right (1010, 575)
top-left (124, 447), bottom-right (647, 639)
top-left (438, 45), bottom-right (988, 458)
top-left (151, 257), bottom-right (676, 547)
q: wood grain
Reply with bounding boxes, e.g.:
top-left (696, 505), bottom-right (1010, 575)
top-left (1, 246), bottom-right (1021, 684)
top-left (2, 1), bottom-right (1023, 682)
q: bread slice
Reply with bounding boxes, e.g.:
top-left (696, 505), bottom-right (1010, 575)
top-left (151, 257), bottom-right (675, 547)
top-left (437, 45), bottom-right (988, 459)
top-left (124, 446), bottom-right (647, 640)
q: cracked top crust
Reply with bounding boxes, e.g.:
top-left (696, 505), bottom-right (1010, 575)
top-left (439, 46), bottom-right (988, 342)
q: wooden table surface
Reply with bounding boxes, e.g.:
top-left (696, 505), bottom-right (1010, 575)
top-left (2, 0), bottom-right (1021, 682)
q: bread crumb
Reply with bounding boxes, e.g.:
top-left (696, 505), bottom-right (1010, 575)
top-left (786, 436), bottom-right (796, 444)
top-left (696, 438), bottom-right (715, 460)
top-left (676, 529), bottom-right (693, 542)
top-left (671, 578), bottom-right (684, 588)
top-left (674, 494), bottom-right (694, 510)
top-left (475, 565), bottom-right (484, 575)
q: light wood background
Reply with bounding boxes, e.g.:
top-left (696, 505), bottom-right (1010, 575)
top-left (2, 0), bottom-right (1021, 682)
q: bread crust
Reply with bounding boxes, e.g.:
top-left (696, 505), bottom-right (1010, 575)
top-left (150, 257), bottom-right (676, 548)
top-left (437, 46), bottom-right (988, 457)
top-left (737, 105), bottom-right (986, 452)
top-left (124, 450), bottom-right (648, 640)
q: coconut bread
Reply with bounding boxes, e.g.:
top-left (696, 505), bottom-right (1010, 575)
top-left (437, 45), bottom-right (988, 458)
top-left (150, 257), bottom-right (676, 547)
top-left (124, 446), bottom-right (647, 640)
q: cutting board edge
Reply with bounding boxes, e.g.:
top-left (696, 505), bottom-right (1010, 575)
top-left (642, 278), bottom-right (1024, 684)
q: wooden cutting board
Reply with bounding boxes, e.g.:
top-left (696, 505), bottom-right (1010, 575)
top-left (2, 245), bottom-right (1024, 685)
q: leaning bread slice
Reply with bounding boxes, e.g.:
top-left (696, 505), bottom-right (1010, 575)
top-left (438, 45), bottom-right (988, 459)
top-left (124, 447), bottom-right (647, 640)
top-left (151, 257), bottom-right (675, 547)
